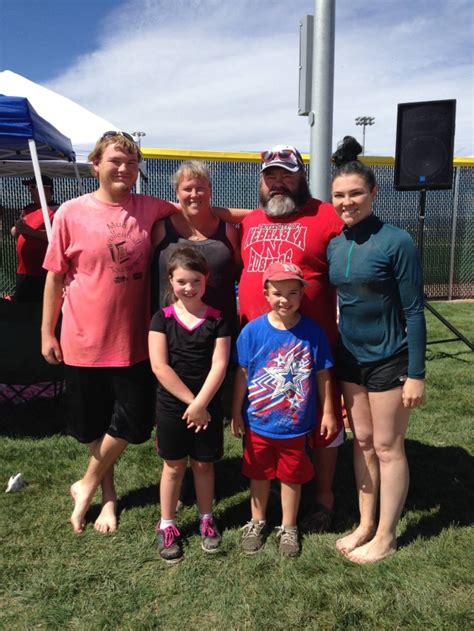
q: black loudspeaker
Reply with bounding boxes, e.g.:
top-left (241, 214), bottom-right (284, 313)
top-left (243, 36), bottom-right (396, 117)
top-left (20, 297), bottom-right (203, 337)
top-left (394, 99), bottom-right (456, 191)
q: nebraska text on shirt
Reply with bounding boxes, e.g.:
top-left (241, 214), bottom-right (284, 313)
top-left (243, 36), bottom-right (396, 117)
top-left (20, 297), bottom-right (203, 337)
top-left (244, 224), bottom-right (307, 250)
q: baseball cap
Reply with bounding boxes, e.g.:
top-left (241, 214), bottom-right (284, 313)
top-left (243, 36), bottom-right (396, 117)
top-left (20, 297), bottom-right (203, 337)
top-left (260, 145), bottom-right (304, 173)
top-left (22, 175), bottom-right (53, 187)
top-left (262, 262), bottom-right (308, 286)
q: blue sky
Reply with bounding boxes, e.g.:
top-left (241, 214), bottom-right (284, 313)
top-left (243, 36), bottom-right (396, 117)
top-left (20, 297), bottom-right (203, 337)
top-left (1, 0), bottom-right (473, 155)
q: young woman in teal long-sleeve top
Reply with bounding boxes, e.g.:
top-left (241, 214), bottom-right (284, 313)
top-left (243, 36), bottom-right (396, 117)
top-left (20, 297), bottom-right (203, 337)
top-left (328, 136), bottom-right (426, 564)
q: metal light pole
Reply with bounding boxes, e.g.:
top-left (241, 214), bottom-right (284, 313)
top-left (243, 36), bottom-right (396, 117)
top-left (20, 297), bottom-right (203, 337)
top-left (132, 131), bottom-right (146, 148)
top-left (298, 1), bottom-right (335, 201)
top-left (131, 131), bottom-right (146, 193)
top-left (355, 116), bottom-right (375, 155)
top-left (309, 0), bottom-right (335, 201)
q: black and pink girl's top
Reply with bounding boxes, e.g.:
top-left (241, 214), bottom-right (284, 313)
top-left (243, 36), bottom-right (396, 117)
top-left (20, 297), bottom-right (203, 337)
top-left (150, 304), bottom-right (231, 407)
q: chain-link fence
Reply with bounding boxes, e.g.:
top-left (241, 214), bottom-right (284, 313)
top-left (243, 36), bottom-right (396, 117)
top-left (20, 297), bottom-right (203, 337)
top-left (1, 156), bottom-right (472, 299)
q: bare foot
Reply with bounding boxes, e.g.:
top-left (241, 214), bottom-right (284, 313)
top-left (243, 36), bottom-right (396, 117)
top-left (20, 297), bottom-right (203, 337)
top-left (336, 524), bottom-right (376, 556)
top-left (346, 535), bottom-right (397, 564)
top-left (70, 480), bottom-right (95, 534)
top-left (94, 497), bottom-right (117, 534)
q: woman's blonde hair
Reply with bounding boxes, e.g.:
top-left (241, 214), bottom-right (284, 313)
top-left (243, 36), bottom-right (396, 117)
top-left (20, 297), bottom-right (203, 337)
top-left (172, 160), bottom-right (211, 190)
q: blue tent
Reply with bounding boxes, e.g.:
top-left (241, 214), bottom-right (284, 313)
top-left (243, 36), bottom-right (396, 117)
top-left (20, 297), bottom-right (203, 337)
top-left (0, 94), bottom-right (75, 161)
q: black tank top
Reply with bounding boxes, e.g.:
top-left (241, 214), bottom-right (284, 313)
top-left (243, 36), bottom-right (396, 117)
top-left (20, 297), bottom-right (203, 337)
top-left (151, 217), bottom-right (238, 331)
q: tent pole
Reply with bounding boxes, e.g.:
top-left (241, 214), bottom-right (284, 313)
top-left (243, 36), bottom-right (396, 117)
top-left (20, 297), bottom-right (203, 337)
top-left (28, 139), bottom-right (53, 240)
top-left (72, 161), bottom-right (85, 195)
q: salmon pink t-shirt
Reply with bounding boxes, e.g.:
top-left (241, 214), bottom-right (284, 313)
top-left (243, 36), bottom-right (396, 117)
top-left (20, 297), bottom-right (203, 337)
top-left (43, 193), bottom-right (175, 367)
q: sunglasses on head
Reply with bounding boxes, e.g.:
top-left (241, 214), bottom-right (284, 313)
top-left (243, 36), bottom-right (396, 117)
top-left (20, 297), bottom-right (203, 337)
top-left (100, 130), bottom-right (136, 143)
top-left (261, 149), bottom-right (302, 165)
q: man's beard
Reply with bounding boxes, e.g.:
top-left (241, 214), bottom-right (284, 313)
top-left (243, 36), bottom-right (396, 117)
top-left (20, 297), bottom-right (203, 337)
top-left (264, 194), bottom-right (297, 218)
top-left (259, 176), bottom-right (311, 218)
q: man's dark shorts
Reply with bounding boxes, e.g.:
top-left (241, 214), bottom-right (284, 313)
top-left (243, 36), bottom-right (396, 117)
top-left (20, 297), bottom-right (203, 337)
top-left (65, 361), bottom-right (155, 444)
top-left (336, 349), bottom-right (409, 392)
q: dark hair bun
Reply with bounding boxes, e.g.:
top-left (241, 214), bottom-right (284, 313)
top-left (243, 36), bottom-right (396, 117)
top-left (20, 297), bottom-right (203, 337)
top-left (332, 136), bottom-right (362, 167)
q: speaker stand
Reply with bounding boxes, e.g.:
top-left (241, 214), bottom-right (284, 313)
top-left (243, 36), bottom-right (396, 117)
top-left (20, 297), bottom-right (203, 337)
top-left (417, 190), bottom-right (473, 351)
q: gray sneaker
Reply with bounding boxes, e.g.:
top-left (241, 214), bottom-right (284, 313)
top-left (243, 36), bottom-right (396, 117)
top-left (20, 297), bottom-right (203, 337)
top-left (276, 526), bottom-right (300, 558)
top-left (241, 520), bottom-right (268, 555)
top-left (200, 516), bottom-right (222, 553)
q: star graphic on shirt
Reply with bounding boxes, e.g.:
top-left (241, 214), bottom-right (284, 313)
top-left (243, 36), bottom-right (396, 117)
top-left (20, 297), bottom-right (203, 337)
top-left (287, 392), bottom-right (303, 408)
top-left (263, 348), bottom-right (312, 406)
top-left (248, 340), bottom-right (313, 415)
top-left (274, 353), bottom-right (287, 367)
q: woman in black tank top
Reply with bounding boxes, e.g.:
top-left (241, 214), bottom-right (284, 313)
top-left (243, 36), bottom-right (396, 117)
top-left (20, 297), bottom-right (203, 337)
top-left (150, 161), bottom-right (242, 334)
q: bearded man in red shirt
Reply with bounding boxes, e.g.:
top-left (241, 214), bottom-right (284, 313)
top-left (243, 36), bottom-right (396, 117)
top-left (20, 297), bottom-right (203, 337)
top-left (238, 145), bottom-right (344, 530)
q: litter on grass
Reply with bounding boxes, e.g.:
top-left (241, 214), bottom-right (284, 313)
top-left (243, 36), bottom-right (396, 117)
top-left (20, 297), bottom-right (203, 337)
top-left (5, 473), bottom-right (26, 493)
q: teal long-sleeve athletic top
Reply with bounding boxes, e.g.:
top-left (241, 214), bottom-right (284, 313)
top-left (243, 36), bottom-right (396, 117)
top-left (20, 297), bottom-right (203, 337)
top-left (327, 214), bottom-right (426, 379)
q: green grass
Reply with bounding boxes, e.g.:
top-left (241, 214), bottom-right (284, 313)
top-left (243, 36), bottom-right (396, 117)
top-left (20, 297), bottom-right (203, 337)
top-left (1, 302), bottom-right (473, 630)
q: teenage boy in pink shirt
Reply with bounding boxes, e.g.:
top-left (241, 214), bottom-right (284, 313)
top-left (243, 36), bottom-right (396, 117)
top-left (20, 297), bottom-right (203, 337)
top-left (42, 132), bottom-right (177, 534)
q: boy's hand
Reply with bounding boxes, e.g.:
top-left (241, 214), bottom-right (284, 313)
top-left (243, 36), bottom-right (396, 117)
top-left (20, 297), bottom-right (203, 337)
top-left (319, 412), bottom-right (338, 438)
top-left (231, 416), bottom-right (245, 438)
top-left (230, 414), bottom-right (246, 438)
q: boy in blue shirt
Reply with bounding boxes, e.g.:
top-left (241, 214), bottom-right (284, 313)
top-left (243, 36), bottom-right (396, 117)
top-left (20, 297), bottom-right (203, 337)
top-left (231, 262), bottom-right (337, 557)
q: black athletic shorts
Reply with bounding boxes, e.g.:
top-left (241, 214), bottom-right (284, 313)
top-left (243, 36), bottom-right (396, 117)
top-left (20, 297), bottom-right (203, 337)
top-left (155, 398), bottom-right (224, 462)
top-left (336, 349), bottom-right (409, 392)
top-left (65, 361), bottom-right (155, 444)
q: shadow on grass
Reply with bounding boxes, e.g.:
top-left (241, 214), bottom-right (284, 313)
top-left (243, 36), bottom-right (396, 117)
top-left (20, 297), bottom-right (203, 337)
top-left (331, 438), bottom-right (474, 545)
top-left (85, 484), bottom-right (160, 528)
top-left (399, 440), bottom-right (474, 546)
top-left (426, 349), bottom-right (471, 363)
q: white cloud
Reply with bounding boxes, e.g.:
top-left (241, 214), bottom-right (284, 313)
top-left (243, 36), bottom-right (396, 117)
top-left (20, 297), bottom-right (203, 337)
top-left (47, 0), bottom-right (473, 156)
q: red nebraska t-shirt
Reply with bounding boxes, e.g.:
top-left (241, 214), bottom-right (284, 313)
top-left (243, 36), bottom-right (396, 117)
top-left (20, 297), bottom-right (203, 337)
top-left (239, 198), bottom-right (343, 348)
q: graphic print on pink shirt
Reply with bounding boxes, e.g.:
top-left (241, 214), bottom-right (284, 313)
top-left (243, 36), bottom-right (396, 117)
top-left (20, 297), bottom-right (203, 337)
top-left (105, 218), bottom-right (146, 285)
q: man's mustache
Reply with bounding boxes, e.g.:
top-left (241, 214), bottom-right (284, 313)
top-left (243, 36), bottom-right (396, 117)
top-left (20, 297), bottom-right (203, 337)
top-left (269, 188), bottom-right (291, 197)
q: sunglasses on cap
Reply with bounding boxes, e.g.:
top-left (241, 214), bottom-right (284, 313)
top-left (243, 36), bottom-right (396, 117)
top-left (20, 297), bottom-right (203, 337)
top-left (260, 148), bottom-right (303, 166)
top-left (100, 130), bottom-right (136, 143)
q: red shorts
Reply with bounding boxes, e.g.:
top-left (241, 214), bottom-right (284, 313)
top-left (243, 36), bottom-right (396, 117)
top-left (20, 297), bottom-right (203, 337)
top-left (242, 429), bottom-right (314, 485)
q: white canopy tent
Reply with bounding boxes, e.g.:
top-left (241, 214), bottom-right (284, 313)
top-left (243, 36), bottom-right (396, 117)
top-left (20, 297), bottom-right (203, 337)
top-left (0, 70), bottom-right (146, 186)
top-left (0, 70), bottom-right (119, 163)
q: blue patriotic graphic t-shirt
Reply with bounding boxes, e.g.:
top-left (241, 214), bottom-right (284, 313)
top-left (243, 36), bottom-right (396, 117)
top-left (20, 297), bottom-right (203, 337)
top-left (234, 314), bottom-right (333, 439)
